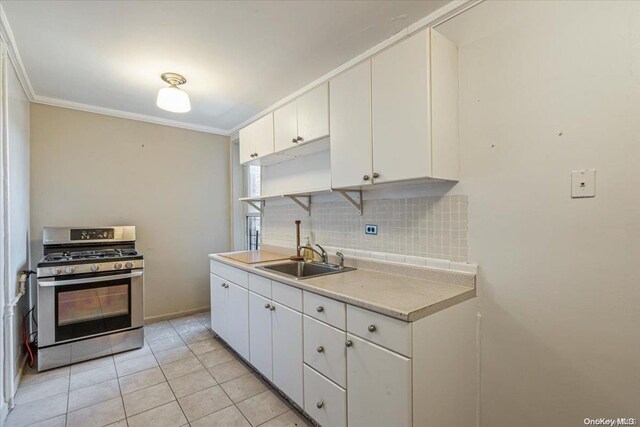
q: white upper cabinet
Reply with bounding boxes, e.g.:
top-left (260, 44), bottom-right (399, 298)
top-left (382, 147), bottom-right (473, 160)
top-left (351, 28), bottom-right (457, 185)
top-left (330, 61), bottom-right (373, 188)
top-left (240, 113), bottom-right (274, 165)
top-left (274, 83), bottom-right (329, 153)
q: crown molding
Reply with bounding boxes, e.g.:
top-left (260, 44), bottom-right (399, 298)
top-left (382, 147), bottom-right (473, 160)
top-left (0, 5), bottom-right (35, 101)
top-left (228, 0), bottom-right (483, 134)
top-left (33, 96), bottom-right (230, 136)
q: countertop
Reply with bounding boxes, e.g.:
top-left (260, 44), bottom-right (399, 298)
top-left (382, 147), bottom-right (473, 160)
top-left (209, 250), bottom-right (476, 322)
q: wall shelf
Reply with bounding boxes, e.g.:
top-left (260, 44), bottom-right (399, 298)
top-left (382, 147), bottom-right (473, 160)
top-left (239, 187), bottom-right (363, 216)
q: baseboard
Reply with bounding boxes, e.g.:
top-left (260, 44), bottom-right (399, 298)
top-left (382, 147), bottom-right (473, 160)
top-left (144, 306), bottom-right (209, 323)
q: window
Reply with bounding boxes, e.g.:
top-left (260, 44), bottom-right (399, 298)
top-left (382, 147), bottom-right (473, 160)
top-left (245, 165), bottom-right (261, 250)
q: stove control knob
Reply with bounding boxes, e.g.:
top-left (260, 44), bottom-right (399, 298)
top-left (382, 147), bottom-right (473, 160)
top-left (90, 264), bottom-right (100, 272)
top-left (50, 267), bottom-right (61, 275)
top-left (125, 261), bottom-right (134, 269)
top-left (64, 266), bottom-right (75, 274)
top-left (114, 262), bottom-right (123, 270)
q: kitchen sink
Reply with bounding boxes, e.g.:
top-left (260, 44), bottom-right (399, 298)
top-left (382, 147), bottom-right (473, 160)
top-left (257, 261), bottom-right (355, 280)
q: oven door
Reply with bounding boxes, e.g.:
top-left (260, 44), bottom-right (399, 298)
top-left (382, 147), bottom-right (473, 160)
top-left (38, 270), bottom-right (143, 347)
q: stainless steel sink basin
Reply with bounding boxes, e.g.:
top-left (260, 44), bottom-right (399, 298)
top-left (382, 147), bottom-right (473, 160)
top-left (257, 261), bottom-right (355, 280)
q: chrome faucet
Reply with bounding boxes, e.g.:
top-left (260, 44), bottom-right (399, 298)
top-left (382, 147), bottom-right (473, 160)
top-left (297, 245), bottom-right (327, 264)
top-left (315, 244), bottom-right (328, 264)
top-left (336, 252), bottom-right (345, 269)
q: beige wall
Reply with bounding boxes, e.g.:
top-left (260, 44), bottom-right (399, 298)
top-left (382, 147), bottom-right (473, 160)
top-left (30, 104), bottom-right (230, 319)
top-left (437, 1), bottom-right (640, 425)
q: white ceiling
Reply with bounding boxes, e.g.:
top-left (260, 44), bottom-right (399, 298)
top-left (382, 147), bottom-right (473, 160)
top-left (3, 0), bottom-right (451, 135)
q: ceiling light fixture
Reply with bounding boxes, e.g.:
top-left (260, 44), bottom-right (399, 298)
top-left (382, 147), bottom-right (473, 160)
top-left (156, 72), bottom-right (191, 113)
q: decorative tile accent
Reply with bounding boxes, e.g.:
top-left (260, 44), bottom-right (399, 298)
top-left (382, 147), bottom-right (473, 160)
top-left (262, 195), bottom-right (469, 262)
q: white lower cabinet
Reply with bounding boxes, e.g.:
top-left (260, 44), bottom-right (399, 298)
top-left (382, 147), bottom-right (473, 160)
top-left (304, 365), bottom-right (347, 427)
top-left (209, 274), bottom-right (228, 341)
top-left (346, 334), bottom-right (411, 427)
top-left (272, 302), bottom-right (303, 407)
top-left (249, 291), bottom-right (273, 379)
top-left (227, 282), bottom-right (249, 360)
top-left (303, 315), bottom-right (347, 388)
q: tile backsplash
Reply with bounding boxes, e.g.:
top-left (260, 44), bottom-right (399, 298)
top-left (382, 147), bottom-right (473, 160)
top-left (262, 195), bottom-right (469, 262)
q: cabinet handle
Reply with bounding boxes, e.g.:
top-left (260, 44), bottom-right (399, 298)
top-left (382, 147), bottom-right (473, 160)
top-left (221, 283), bottom-right (225, 287)
top-left (269, 305), bottom-right (275, 311)
top-left (368, 324), bottom-right (377, 332)
top-left (316, 306), bottom-right (324, 313)
top-left (362, 175), bottom-right (370, 181)
top-left (292, 137), bottom-right (298, 143)
top-left (316, 346), bottom-right (324, 353)
top-left (264, 303), bottom-right (271, 309)
top-left (254, 152), bottom-right (258, 157)
top-left (296, 136), bottom-right (303, 142)
top-left (373, 172), bottom-right (380, 179)
top-left (316, 401), bottom-right (324, 409)
top-left (345, 340), bottom-right (353, 347)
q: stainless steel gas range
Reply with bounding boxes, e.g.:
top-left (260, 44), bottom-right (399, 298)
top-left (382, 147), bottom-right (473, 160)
top-left (36, 226), bottom-right (144, 371)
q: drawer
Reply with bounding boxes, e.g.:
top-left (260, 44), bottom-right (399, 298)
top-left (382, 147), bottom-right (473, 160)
top-left (210, 260), bottom-right (248, 288)
top-left (272, 281), bottom-right (302, 311)
top-left (304, 365), bottom-right (346, 427)
top-left (303, 292), bottom-right (346, 330)
top-left (346, 305), bottom-right (412, 357)
top-left (304, 315), bottom-right (346, 388)
top-left (248, 274), bottom-right (271, 298)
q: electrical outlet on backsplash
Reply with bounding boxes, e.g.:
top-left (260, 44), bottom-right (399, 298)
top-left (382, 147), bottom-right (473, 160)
top-left (262, 195), bottom-right (471, 267)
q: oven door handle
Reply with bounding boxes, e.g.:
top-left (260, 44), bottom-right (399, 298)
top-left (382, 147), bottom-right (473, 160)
top-left (38, 271), bottom-right (143, 287)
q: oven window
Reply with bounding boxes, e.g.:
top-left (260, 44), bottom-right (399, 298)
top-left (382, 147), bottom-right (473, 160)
top-left (55, 278), bottom-right (132, 342)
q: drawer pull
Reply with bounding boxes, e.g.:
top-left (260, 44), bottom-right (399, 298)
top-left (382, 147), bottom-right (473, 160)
top-left (269, 305), bottom-right (275, 311)
top-left (316, 346), bottom-right (324, 353)
top-left (368, 324), bottom-right (377, 332)
top-left (264, 304), bottom-right (271, 309)
top-left (316, 306), bottom-right (324, 312)
top-left (345, 340), bottom-right (353, 347)
top-left (316, 401), bottom-right (324, 409)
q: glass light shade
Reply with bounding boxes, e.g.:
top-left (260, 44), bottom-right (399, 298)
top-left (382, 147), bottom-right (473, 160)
top-left (156, 85), bottom-right (191, 113)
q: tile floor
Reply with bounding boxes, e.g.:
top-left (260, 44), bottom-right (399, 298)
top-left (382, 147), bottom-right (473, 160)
top-left (5, 312), bottom-right (313, 427)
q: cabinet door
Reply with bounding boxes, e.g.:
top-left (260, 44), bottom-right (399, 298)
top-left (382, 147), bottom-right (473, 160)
top-left (346, 334), bottom-right (411, 427)
top-left (210, 274), bottom-right (228, 341)
top-left (372, 29), bottom-right (431, 183)
top-left (296, 83), bottom-right (329, 144)
top-left (273, 101), bottom-right (298, 153)
top-left (253, 113), bottom-right (275, 160)
top-left (227, 282), bottom-right (249, 360)
top-left (303, 316), bottom-right (346, 388)
top-left (249, 292), bottom-right (273, 380)
top-left (330, 61), bottom-right (372, 188)
top-left (272, 302), bottom-right (303, 407)
top-left (239, 124), bottom-right (255, 165)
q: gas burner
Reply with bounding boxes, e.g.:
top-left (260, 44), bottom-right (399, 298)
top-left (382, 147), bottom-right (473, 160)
top-left (43, 252), bottom-right (71, 263)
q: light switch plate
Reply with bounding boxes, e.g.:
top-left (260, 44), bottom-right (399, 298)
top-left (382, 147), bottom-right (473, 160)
top-left (571, 169), bottom-right (596, 198)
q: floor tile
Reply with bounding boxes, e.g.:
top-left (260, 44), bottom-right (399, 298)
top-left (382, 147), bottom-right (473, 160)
top-left (236, 390), bottom-right (290, 426)
top-left (14, 376), bottom-right (69, 406)
top-left (174, 321), bottom-right (207, 335)
top-left (180, 328), bottom-right (214, 344)
top-left (29, 414), bottom-right (66, 427)
top-left (70, 363), bottom-right (117, 390)
top-left (154, 345), bottom-right (193, 365)
top-left (146, 327), bottom-right (180, 343)
top-left (190, 405), bottom-right (251, 427)
top-left (104, 420), bottom-right (128, 427)
top-left (177, 385), bottom-right (233, 422)
top-left (259, 410), bottom-right (313, 427)
top-left (188, 338), bottom-right (223, 355)
top-left (160, 354), bottom-right (205, 380)
top-left (70, 355), bottom-right (114, 374)
top-left (168, 369), bottom-right (217, 398)
top-left (123, 381), bottom-right (175, 417)
top-left (114, 343), bottom-right (153, 362)
top-left (115, 353), bottom-right (158, 377)
top-left (119, 366), bottom-right (166, 395)
top-left (4, 393), bottom-right (67, 427)
top-left (68, 378), bottom-right (121, 412)
top-left (127, 401), bottom-right (187, 427)
top-left (169, 316), bottom-right (200, 328)
top-left (145, 320), bottom-right (172, 331)
top-left (220, 373), bottom-right (269, 403)
top-left (196, 347), bottom-right (235, 368)
top-left (149, 335), bottom-right (186, 353)
top-left (19, 366), bottom-right (69, 387)
top-left (66, 397), bottom-right (125, 427)
top-left (207, 359), bottom-right (250, 383)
